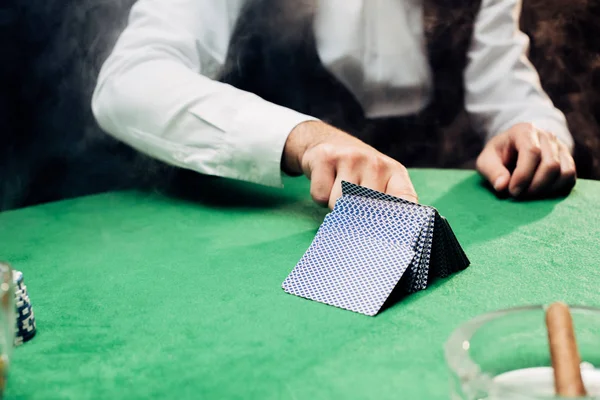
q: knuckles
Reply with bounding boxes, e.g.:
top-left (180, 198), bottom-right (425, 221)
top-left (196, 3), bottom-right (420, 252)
top-left (518, 122), bottom-right (537, 133)
top-left (309, 143), bottom-right (337, 163)
top-left (368, 156), bottom-right (390, 174)
top-left (541, 158), bottom-right (561, 175)
top-left (562, 165), bottom-right (577, 181)
top-left (524, 141), bottom-right (542, 158)
top-left (312, 142), bottom-right (401, 174)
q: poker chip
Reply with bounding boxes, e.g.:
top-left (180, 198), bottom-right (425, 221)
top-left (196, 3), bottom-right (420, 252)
top-left (13, 271), bottom-right (23, 287)
top-left (12, 270), bottom-right (36, 346)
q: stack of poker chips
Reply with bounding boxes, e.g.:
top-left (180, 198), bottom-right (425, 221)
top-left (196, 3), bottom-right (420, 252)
top-left (283, 181), bottom-right (470, 316)
top-left (13, 271), bottom-right (36, 346)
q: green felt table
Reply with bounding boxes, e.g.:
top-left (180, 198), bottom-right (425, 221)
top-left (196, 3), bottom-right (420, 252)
top-left (0, 169), bottom-right (599, 400)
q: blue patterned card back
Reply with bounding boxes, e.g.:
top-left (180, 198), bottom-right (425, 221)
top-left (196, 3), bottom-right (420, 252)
top-left (283, 181), bottom-right (469, 316)
top-left (282, 222), bottom-right (415, 316)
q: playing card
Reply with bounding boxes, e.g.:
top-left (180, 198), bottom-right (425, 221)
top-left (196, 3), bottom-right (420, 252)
top-left (429, 214), bottom-right (450, 280)
top-left (333, 194), bottom-right (435, 292)
top-left (282, 222), bottom-right (415, 316)
top-left (341, 181), bottom-right (416, 206)
top-left (440, 216), bottom-right (470, 272)
top-left (282, 181), bottom-right (469, 316)
top-left (332, 196), bottom-right (426, 248)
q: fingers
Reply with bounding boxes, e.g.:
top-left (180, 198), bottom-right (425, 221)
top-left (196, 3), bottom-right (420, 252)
top-left (328, 177), bottom-right (343, 210)
top-left (475, 144), bottom-right (511, 193)
top-left (358, 158), bottom-right (391, 193)
top-left (489, 124), bottom-right (577, 198)
top-left (477, 123), bottom-right (578, 199)
top-left (550, 146), bottom-right (577, 195)
top-left (385, 168), bottom-right (418, 203)
top-left (509, 128), bottom-right (576, 198)
top-left (308, 159), bottom-right (336, 207)
top-left (526, 133), bottom-right (561, 195)
top-left (328, 165), bottom-right (358, 209)
top-left (300, 133), bottom-right (417, 208)
top-left (508, 127), bottom-right (542, 197)
top-left (332, 156), bottom-right (416, 207)
top-left (326, 157), bottom-right (412, 209)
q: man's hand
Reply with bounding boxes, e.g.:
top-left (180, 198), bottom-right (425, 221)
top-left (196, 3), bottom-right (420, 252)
top-left (476, 123), bottom-right (576, 198)
top-left (283, 121), bottom-right (417, 209)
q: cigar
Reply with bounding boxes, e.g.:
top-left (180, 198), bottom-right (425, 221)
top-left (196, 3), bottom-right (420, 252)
top-left (546, 302), bottom-right (588, 397)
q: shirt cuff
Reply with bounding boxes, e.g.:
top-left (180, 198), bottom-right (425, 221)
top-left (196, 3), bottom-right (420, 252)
top-left (213, 96), bottom-right (319, 188)
top-left (489, 116), bottom-right (574, 154)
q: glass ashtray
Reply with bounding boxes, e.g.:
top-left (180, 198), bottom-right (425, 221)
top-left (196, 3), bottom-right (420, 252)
top-left (445, 305), bottom-right (600, 399)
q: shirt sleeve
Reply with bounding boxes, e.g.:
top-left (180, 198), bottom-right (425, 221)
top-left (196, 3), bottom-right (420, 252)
top-left (464, 0), bottom-right (574, 152)
top-left (92, 0), bottom-right (317, 188)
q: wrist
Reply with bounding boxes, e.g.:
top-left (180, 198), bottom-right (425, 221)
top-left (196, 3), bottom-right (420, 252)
top-left (282, 120), bottom-right (326, 175)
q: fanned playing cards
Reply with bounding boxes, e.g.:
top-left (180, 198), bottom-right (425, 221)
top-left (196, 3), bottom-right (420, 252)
top-left (282, 181), bottom-right (470, 316)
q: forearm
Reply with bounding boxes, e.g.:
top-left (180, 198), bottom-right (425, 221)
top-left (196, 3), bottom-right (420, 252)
top-left (93, 58), bottom-right (317, 187)
top-left (464, 0), bottom-right (574, 152)
top-left (92, 0), bottom-right (318, 187)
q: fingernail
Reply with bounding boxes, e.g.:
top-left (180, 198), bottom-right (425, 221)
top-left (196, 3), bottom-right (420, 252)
top-left (493, 176), bottom-right (508, 191)
top-left (511, 186), bottom-right (523, 197)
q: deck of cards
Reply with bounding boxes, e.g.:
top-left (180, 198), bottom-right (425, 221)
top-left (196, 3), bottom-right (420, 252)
top-left (282, 181), bottom-right (470, 316)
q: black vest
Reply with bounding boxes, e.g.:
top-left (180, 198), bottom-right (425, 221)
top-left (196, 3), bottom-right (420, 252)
top-left (0, 0), bottom-right (485, 210)
top-left (218, 0), bottom-right (483, 167)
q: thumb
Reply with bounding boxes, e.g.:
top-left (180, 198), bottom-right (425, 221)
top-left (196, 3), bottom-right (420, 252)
top-left (476, 147), bottom-right (511, 192)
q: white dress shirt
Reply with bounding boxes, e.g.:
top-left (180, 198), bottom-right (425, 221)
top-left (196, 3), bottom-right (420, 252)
top-left (92, 0), bottom-right (573, 188)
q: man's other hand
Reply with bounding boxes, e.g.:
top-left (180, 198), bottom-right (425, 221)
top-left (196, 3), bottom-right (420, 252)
top-left (476, 123), bottom-right (576, 198)
top-left (283, 121), bottom-right (418, 209)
